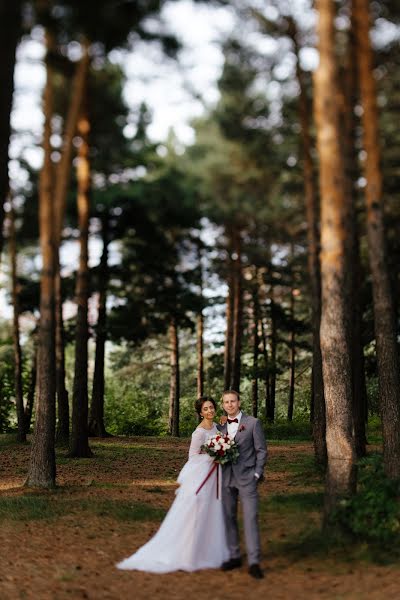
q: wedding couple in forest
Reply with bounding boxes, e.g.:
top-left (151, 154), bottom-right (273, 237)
top-left (117, 390), bottom-right (268, 579)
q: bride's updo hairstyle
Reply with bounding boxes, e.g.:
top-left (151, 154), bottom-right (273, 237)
top-left (195, 396), bottom-right (216, 417)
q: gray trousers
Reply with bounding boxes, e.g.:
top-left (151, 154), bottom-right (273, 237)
top-left (222, 475), bottom-right (261, 565)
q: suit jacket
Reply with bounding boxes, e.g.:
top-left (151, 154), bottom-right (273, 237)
top-left (218, 413), bottom-right (267, 487)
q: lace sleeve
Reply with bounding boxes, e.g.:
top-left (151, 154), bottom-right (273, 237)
top-left (189, 428), bottom-right (205, 458)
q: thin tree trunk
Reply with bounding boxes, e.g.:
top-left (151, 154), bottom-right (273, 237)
top-left (53, 39), bottom-right (91, 443)
top-left (9, 202), bottom-right (25, 442)
top-left (341, 21), bottom-right (367, 458)
top-left (268, 290), bottom-right (277, 423)
top-left (88, 214), bottom-right (110, 437)
top-left (25, 341), bottom-right (38, 434)
top-left (55, 283), bottom-right (69, 444)
top-left (0, 0), bottom-right (21, 261)
top-left (69, 104), bottom-right (91, 458)
top-left (168, 317), bottom-right (180, 437)
top-left (26, 29), bottom-right (57, 488)
top-left (197, 243), bottom-right (204, 398)
top-left (251, 278), bottom-right (259, 418)
top-left (314, 0), bottom-right (356, 515)
top-left (231, 229), bottom-right (243, 392)
top-left (224, 234), bottom-right (234, 391)
top-left (260, 316), bottom-right (271, 419)
top-left (288, 16), bottom-right (326, 464)
top-left (287, 287), bottom-right (295, 422)
top-left (353, 0), bottom-right (400, 478)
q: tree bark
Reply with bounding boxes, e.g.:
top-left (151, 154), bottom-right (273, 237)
top-left (25, 340), bottom-right (38, 434)
top-left (341, 20), bottom-right (367, 458)
top-left (223, 233), bottom-right (234, 391)
top-left (251, 279), bottom-right (259, 418)
top-left (287, 287), bottom-right (296, 422)
top-left (0, 0), bottom-right (21, 261)
top-left (268, 290), bottom-right (277, 423)
top-left (88, 214), bottom-right (110, 437)
top-left (168, 316), bottom-right (180, 437)
top-left (26, 29), bottom-right (57, 488)
top-left (314, 0), bottom-right (356, 515)
top-left (69, 103), bottom-right (92, 458)
top-left (9, 202), bottom-right (25, 442)
top-left (353, 0), bottom-right (400, 478)
top-left (196, 243), bottom-right (204, 398)
top-left (260, 316), bottom-right (271, 419)
top-left (288, 16), bottom-right (326, 464)
top-left (230, 229), bottom-right (243, 392)
top-left (53, 39), bottom-right (91, 444)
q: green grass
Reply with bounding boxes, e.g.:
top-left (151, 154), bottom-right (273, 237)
top-left (0, 495), bottom-right (64, 521)
top-left (266, 491), bottom-right (324, 513)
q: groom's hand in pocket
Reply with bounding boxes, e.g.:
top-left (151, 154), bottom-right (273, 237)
top-left (254, 473), bottom-right (264, 484)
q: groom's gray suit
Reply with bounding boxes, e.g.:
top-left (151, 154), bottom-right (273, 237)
top-left (218, 413), bottom-right (267, 565)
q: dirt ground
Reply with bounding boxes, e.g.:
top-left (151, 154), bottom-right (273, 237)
top-left (1, 437), bottom-right (399, 600)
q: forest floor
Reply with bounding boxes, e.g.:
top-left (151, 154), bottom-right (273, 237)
top-left (1, 435), bottom-right (400, 600)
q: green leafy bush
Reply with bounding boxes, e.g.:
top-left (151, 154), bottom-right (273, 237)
top-left (331, 454), bottom-right (400, 543)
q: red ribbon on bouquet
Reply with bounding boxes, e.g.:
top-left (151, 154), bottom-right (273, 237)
top-left (195, 462), bottom-right (219, 499)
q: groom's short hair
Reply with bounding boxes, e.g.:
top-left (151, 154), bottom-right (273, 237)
top-left (222, 389), bottom-right (240, 402)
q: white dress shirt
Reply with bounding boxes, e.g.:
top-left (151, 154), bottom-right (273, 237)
top-left (227, 410), bottom-right (242, 438)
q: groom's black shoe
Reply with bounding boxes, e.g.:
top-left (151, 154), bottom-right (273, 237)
top-left (248, 564), bottom-right (264, 579)
top-left (221, 557), bottom-right (242, 571)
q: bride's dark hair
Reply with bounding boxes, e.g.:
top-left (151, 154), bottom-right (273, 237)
top-left (195, 396), bottom-right (216, 416)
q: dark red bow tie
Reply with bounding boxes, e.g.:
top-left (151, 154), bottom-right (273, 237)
top-left (227, 418), bottom-right (238, 424)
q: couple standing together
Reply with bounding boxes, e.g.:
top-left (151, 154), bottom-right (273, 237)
top-left (117, 390), bottom-right (268, 579)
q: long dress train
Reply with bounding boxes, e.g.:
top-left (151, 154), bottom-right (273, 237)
top-left (116, 424), bottom-right (229, 573)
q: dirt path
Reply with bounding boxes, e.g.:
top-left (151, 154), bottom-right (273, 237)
top-left (0, 437), bottom-right (399, 600)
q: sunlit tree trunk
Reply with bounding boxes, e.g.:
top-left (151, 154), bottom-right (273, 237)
top-left (69, 104), bottom-right (91, 458)
top-left (168, 316), bottom-right (180, 437)
top-left (26, 29), bottom-right (57, 488)
top-left (353, 0), bottom-right (400, 478)
top-left (314, 0), bottom-right (356, 515)
top-left (231, 229), bottom-right (243, 392)
top-left (54, 39), bottom-right (91, 442)
top-left (268, 289), bottom-right (277, 423)
top-left (9, 201), bottom-right (25, 442)
top-left (0, 0), bottom-right (21, 261)
top-left (288, 16), bottom-right (326, 464)
top-left (89, 214), bottom-right (110, 437)
top-left (260, 316), bottom-right (271, 419)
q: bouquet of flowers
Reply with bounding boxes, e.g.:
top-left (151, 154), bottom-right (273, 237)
top-left (201, 433), bottom-right (239, 465)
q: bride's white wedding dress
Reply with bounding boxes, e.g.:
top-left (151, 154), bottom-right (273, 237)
top-left (116, 424), bottom-right (229, 573)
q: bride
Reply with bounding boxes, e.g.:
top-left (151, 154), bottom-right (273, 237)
top-left (116, 396), bottom-right (229, 573)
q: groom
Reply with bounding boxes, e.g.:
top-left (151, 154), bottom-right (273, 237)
top-left (218, 390), bottom-right (267, 579)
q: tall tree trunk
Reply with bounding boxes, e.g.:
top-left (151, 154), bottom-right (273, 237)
top-left (268, 290), bottom-right (277, 423)
top-left (25, 340), bottom-right (38, 434)
top-left (26, 29), bottom-right (56, 488)
top-left (288, 16), bottom-right (326, 464)
top-left (341, 21), bottom-right (367, 458)
top-left (168, 316), bottom-right (180, 437)
top-left (69, 104), bottom-right (91, 458)
top-left (9, 202), bottom-right (25, 442)
top-left (0, 0), bottom-right (21, 261)
top-left (55, 285), bottom-right (69, 444)
top-left (196, 243), bottom-right (204, 398)
top-left (287, 287), bottom-right (296, 422)
top-left (88, 214), bottom-right (110, 437)
top-left (251, 278), bottom-right (259, 418)
top-left (260, 316), bottom-right (271, 419)
top-left (353, 0), bottom-right (400, 478)
top-left (314, 0), bottom-right (356, 515)
top-left (231, 229), bottom-right (243, 392)
top-left (223, 234), bottom-right (234, 391)
top-left (54, 39), bottom-right (91, 443)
